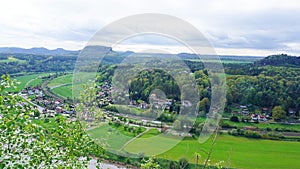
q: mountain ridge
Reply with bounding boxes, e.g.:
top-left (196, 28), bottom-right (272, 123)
top-left (0, 47), bottom-right (79, 56)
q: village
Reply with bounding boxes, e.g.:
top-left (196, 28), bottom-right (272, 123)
top-left (19, 79), bottom-right (300, 134)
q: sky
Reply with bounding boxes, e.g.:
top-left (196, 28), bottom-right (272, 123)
top-left (1, 0), bottom-right (300, 56)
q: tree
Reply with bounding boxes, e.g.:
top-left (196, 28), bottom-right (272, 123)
top-left (197, 97), bottom-right (210, 113)
top-left (230, 116), bottom-right (240, 122)
top-left (141, 157), bottom-right (160, 169)
top-left (178, 158), bottom-right (190, 169)
top-left (272, 106), bottom-right (286, 121)
top-left (168, 160), bottom-right (178, 169)
top-left (0, 75), bottom-right (104, 168)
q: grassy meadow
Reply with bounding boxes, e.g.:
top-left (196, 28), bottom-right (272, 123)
top-left (123, 130), bottom-right (300, 169)
top-left (7, 73), bottom-right (50, 92)
top-left (87, 123), bottom-right (142, 150)
top-left (48, 72), bottom-right (96, 99)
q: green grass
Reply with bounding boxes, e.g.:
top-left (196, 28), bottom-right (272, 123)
top-left (48, 72), bottom-right (95, 87)
top-left (7, 73), bottom-right (50, 92)
top-left (139, 128), bottom-right (160, 138)
top-left (124, 130), bottom-right (183, 156)
top-left (115, 105), bottom-right (144, 115)
top-left (48, 72), bottom-right (96, 99)
top-left (27, 78), bottom-right (43, 87)
top-left (51, 83), bottom-right (85, 99)
top-left (87, 123), bottom-right (135, 150)
top-left (47, 74), bottom-right (73, 87)
top-left (124, 131), bottom-right (300, 169)
top-left (194, 117), bottom-right (300, 132)
top-left (51, 84), bottom-right (73, 99)
top-left (223, 120), bottom-right (300, 131)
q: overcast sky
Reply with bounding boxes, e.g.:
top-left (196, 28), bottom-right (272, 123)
top-left (1, 0), bottom-right (300, 56)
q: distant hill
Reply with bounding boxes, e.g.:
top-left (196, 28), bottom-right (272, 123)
top-left (255, 54), bottom-right (300, 67)
top-left (0, 47), bottom-right (79, 56)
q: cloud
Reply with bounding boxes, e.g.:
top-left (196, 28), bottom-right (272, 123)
top-left (0, 0), bottom-right (300, 55)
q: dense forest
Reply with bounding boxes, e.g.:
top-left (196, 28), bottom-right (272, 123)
top-left (255, 54), bottom-right (300, 67)
top-left (95, 54), bottom-right (300, 118)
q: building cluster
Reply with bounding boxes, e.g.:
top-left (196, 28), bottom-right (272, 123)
top-left (232, 105), bottom-right (270, 122)
top-left (21, 86), bottom-right (75, 118)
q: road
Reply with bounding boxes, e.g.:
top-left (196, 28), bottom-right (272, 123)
top-left (49, 83), bottom-right (72, 89)
top-left (41, 78), bottom-right (65, 100)
top-left (20, 94), bottom-right (44, 113)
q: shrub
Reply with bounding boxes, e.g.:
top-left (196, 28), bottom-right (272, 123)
top-left (230, 116), bottom-right (240, 122)
top-left (178, 158), bottom-right (190, 169)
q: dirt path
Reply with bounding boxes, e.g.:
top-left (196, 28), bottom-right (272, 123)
top-left (49, 83), bottom-right (72, 89)
top-left (120, 127), bottom-right (150, 151)
top-left (25, 78), bottom-right (37, 87)
top-left (41, 78), bottom-right (65, 101)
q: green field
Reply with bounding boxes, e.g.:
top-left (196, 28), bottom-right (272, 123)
top-left (123, 130), bottom-right (300, 169)
top-left (48, 72), bottom-right (96, 98)
top-left (7, 73), bottom-right (50, 92)
top-left (27, 78), bottom-right (43, 87)
top-left (51, 84), bottom-right (73, 98)
top-left (223, 119), bottom-right (300, 132)
top-left (87, 123), bottom-right (137, 150)
top-left (139, 128), bottom-right (160, 138)
top-left (193, 117), bottom-right (300, 132)
top-left (47, 74), bottom-right (73, 87)
top-left (51, 84), bottom-right (84, 99)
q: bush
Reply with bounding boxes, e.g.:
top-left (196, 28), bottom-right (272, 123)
top-left (244, 130), bottom-right (261, 138)
top-left (230, 116), bottom-right (240, 122)
top-left (265, 127), bottom-right (272, 132)
top-left (178, 158), bottom-right (190, 169)
top-left (221, 122), bottom-right (237, 129)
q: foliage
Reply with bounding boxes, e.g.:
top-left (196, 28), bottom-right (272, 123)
top-left (255, 54), bottom-right (300, 67)
top-left (178, 158), bottom-right (190, 169)
top-left (128, 69), bottom-right (181, 102)
top-left (0, 75), bottom-right (104, 168)
top-left (141, 157), bottom-right (160, 169)
top-left (226, 67), bottom-right (300, 115)
top-left (230, 116), bottom-right (239, 122)
top-left (272, 106), bottom-right (287, 121)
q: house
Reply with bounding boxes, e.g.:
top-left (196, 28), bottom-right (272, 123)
top-left (258, 115), bottom-right (267, 122)
top-left (28, 90), bottom-right (34, 95)
top-left (139, 102), bottom-right (149, 109)
top-left (44, 100), bottom-right (51, 105)
top-left (151, 120), bottom-right (162, 126)
top-left (242, 110), bottom-right (250, 115)
top-left (240, 105), bottom-right (247, 109)
top-left (288, 108), bottom-right (295, 116)
top-left (129, 100), bottom-right (137, 105)
top-left (36, 97), bottom-right (43, 103)
top-left (56, 106), bottom-right (63, 113)
top-left (262, 107), bottom-right (269, 113)
top-left (251, 114), bottom-right (258, 121)
top-left (182, 100), bottom-right (192, 107)
top-left (231, 111), bottom-right (240, 115)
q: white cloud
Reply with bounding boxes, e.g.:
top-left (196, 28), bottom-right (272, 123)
top-left (0, 0), bottom-right (300, 55)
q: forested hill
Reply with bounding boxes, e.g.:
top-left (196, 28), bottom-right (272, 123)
top-left (255, 54), bottom-right (300, 67)
top-left (0, 47), bottom-right (79, 56)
